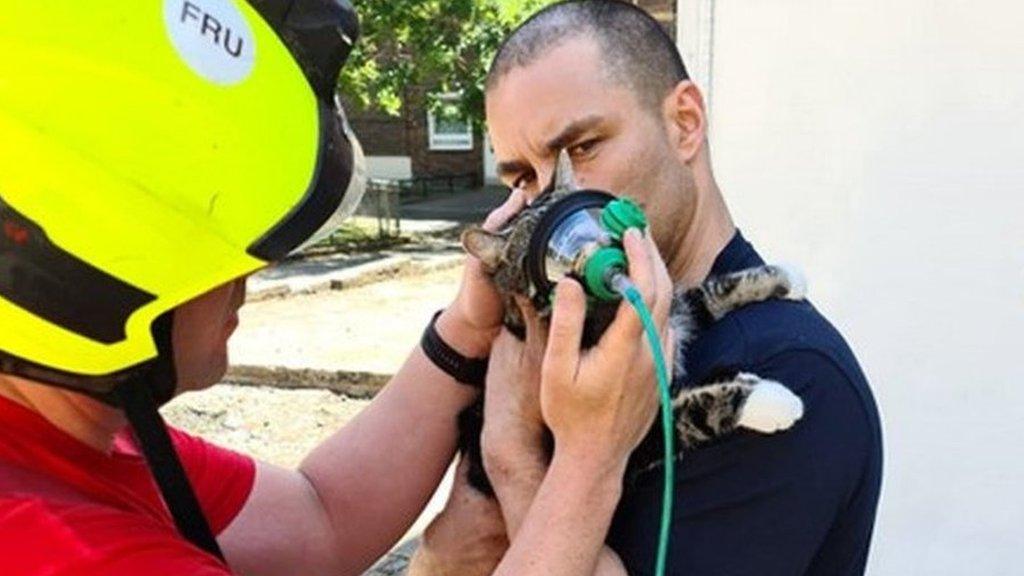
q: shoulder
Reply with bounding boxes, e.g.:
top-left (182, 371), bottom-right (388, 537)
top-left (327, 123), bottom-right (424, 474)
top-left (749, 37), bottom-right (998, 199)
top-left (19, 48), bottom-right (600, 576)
top-left (0, 496), bottom-right (232, 576)
top-left (167, 425), bottom-right (254, 472)
top-left (689, 298), bottom-right (858, 378)
top-left (688, 299), bottom-right (874, 409)
top-left (685, 297), bottom-right (883, 468)
top-left (165, 425), bottom-right (256, 484)
top-left (165, 426), bottom-right (257, 535)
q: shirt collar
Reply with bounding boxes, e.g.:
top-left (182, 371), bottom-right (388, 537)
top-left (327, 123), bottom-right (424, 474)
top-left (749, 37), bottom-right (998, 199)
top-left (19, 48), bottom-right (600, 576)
top-left (708, 229), bottom-right (764, 278)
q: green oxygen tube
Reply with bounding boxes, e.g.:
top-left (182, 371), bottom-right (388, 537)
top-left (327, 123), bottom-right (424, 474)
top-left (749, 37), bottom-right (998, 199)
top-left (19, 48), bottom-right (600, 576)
top-left (614, 274), bottom-right (675, 576)
top-left (589, 199), bottom-right (675, 576)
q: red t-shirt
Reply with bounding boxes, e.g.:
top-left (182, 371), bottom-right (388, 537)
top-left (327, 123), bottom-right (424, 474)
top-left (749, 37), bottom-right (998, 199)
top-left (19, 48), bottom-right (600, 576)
top-left (0, 395), bottom-right (256, 575)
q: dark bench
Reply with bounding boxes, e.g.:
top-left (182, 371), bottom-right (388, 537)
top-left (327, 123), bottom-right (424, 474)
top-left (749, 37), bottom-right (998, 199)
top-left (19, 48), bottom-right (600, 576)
top-left (396, 173), bottom-right (477, 200)
top-left (358, 173), bottom-right (479, 237)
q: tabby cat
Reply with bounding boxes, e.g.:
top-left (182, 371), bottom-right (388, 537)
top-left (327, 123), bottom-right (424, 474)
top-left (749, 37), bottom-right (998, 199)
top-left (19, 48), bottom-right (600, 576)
top-left (457, 151), bottom-right (805, 494)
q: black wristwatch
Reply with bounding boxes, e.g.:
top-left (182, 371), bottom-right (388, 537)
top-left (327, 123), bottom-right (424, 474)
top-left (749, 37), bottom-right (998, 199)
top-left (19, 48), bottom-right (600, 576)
top-left (420, 310), bottom-right (489, 388)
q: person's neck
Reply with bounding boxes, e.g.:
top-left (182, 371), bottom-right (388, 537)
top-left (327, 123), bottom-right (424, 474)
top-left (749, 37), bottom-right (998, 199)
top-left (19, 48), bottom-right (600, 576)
top-left (666, 172), bottom-right (736, 288)
top-left (0, 375), bottom-right (126, 453)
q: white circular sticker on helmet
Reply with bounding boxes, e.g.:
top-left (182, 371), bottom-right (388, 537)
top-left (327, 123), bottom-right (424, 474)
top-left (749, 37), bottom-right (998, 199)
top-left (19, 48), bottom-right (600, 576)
top-left (163, 0), bottom-right (256, 85)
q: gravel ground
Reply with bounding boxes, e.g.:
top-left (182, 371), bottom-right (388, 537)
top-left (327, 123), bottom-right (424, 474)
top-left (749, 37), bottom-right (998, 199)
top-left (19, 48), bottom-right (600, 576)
top-left (163, 385), bottom-right (371, 469)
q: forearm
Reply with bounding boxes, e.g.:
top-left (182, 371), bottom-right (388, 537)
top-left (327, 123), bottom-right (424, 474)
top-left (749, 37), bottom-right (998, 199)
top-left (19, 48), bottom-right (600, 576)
top-left (298, 312), bottom-right (485, 573)
top-left (489, 450), bottom-right (545, 537)
top-left (490, 454), bottom-right (627, 576)
top-left (493, 452), bottom-right (625, 576)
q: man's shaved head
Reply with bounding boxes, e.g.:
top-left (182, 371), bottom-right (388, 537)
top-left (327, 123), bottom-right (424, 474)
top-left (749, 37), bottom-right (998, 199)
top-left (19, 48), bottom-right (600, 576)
top-left (486, 0), bottom-right (689, 110)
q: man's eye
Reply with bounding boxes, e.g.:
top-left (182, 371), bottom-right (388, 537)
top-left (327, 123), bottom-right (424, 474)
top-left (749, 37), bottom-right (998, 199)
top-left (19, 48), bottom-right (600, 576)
top-left (569, 139), bottom-right (599, 157)
top-left (513, 173), bottom-right (536, 189)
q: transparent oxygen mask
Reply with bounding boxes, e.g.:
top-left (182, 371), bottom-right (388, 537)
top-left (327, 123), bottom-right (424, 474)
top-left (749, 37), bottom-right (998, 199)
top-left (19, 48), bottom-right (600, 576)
top-left (543, 207), bottom-right (612, 283)
top-left (526, 190), bottom-right (646, 304)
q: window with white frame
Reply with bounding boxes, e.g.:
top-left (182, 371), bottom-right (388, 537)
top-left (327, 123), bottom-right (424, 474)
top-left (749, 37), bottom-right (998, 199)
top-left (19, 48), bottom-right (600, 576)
top-left (427, 94), bottom-right (473, 151)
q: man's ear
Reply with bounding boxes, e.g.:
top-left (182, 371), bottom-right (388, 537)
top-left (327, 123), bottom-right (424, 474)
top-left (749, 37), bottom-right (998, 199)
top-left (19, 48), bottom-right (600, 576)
top-left (461, 227), bottom-right (506, 271)
top-left (662, 80), bottom-right (707, 164)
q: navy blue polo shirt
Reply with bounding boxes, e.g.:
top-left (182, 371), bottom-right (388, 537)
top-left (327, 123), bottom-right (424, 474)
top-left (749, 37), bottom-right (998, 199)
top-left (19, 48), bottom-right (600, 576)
top-left (608, 231), bottom-right (883, 575)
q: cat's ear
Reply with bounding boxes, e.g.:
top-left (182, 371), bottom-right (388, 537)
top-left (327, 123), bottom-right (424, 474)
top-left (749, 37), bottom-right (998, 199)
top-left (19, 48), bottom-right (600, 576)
top-left (461, 226), bottom-right (506, 271)
top-left (552, 149), bottom-right (580, 194)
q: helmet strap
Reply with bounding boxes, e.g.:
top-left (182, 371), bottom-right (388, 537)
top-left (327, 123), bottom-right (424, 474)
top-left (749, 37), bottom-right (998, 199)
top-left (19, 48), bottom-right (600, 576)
top-left (114, 376), bottom-right (226, 561)
top-left (147, 310), bottom-right (179, 407)
top-left (111, 310), bottom-right (225, 561)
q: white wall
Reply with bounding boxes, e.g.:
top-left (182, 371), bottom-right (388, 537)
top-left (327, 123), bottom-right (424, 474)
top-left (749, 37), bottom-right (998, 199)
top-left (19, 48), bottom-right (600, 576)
top-left (484, 133), bottom-right (500, 184)
top-left (692, 1), bottom-right (1024, 574)
top-left (365, 155), bottom-right (412, 180)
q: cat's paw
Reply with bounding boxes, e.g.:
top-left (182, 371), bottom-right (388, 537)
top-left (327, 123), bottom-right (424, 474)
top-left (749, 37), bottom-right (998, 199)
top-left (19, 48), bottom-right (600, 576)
top-left (737, 376), bottom-right (804, 433)
top-left (773, 263), bottom-right (808, 300)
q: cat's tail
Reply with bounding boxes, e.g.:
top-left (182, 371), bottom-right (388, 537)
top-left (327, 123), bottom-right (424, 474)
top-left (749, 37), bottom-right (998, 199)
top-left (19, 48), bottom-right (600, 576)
top-left (672, 373), bottom-right (804, 449)
top-left (735, 374), bottom-right (805, 433)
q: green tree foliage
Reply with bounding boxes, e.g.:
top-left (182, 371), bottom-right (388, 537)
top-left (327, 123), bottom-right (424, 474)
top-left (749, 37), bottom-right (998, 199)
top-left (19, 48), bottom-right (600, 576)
top-left (338, 0), bottom-right (554, 127)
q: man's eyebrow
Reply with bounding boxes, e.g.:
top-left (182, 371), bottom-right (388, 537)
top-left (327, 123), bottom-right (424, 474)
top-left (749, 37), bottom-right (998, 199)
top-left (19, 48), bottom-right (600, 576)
top-left (493, 115), bottom-right (604, 181)
top-left (495, 159), bottom-right (532, 180)
top-left (544, 115), bottom-right (604, 153)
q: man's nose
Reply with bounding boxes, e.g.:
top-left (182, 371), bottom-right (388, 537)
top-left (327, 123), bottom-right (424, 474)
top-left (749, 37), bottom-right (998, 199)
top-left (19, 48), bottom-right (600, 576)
top-left (233, 277), bottom-right (249, 307)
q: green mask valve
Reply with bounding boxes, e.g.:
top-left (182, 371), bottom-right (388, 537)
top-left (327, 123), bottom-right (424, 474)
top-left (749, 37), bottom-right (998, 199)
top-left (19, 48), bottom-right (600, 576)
top-left (583, 245), bottom-right (628, 301)
top-left (583, 197), bottom-right (648, 300)
top-left (601, 196), bottom-right (649, 242)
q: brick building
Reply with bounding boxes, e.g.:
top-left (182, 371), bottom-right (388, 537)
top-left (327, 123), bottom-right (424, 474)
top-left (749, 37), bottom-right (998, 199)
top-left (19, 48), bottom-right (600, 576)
top-left (346, 90), bottom-right (486, 184)
top-left (347, 0), bottom-right (676, 185)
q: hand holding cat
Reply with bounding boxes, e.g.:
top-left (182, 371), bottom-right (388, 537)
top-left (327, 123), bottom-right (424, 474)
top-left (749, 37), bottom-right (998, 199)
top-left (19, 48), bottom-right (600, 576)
top-left (481, 298), bottom-right (549, 535)
top-left (406, 455), bottom-right (509, 576)
top-left (541, 228), bottom-right (674, 473)
top-left (437, 188), bottom-right (528, 358)
top-left (482, 300), bottom-right (547, 458)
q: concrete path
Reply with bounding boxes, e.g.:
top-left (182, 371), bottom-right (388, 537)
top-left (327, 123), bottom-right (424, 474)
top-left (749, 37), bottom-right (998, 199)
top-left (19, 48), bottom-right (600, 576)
top-left (230, 265), bottom-right (464, 378)
top-left (247, 249), bottom-right (465, 302)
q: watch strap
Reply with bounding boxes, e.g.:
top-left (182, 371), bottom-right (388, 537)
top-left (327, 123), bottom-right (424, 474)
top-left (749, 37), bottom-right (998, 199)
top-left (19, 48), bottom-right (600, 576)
top-left (421, 310), bottom-right (488, 388)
